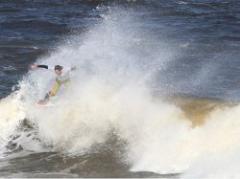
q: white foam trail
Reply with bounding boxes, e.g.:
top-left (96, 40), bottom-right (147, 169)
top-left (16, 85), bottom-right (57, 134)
top-left (1, 6), bottom-right (240, 178)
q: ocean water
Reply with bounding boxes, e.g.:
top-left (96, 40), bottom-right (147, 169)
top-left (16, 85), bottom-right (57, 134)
top-left (0, 0), bottom-right (240, 178)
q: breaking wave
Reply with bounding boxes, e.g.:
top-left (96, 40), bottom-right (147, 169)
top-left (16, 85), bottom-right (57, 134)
top-left (0, 6), bottom-right (240, 178)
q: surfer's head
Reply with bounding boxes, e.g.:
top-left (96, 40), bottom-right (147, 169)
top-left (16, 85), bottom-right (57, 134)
top-left (54, 65), bottom-right (63, 75)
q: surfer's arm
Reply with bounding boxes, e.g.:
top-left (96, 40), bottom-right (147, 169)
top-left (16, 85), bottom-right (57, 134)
top-left (36, 65), bottom-right (49, 69)
top-left (71, 66), bottom-right (77, 71)
top-left (63, 66), bottom-right (76, 76)
top-left (30, 64), bottom-right (54, 70)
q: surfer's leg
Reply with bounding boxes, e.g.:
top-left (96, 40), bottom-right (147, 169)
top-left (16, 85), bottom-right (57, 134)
top-left (49, 81), bottom-right (61, 96)
top-left (38, 81), bottom-right (61, 105)
top-left (38, 92), bottom-right (50, 105)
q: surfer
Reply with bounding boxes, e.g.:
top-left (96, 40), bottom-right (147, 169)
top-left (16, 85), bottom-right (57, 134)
top-left (30, 64), bottom-right (76, 105)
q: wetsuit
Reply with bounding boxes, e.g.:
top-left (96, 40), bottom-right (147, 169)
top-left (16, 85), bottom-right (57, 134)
top-left (37, 65), bottom-right (72, 101)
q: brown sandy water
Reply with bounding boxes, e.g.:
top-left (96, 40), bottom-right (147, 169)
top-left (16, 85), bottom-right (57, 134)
top-left (171, 95), bottom-right (234, 126)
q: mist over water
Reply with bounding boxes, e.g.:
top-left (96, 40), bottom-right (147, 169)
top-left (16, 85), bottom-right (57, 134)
top-left (23, 6), bottom-right (181, 160)
top-left (0, 1), bottom-right (240, 178)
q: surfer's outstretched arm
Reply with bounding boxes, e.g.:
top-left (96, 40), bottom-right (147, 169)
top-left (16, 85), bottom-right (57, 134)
top-left (30, 64), bottom-right (50, 70)
top-left (71, 66), bottom-right (77, 71)
top-left (31, 64), bottom-right (76, 71)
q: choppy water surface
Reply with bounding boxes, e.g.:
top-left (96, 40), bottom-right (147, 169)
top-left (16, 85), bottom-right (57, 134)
top-left (0, 0), bottom-right (240, 178)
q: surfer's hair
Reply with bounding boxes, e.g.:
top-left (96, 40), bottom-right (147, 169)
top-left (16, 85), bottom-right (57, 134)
top-left (54, 65), bottom-right (63, 71)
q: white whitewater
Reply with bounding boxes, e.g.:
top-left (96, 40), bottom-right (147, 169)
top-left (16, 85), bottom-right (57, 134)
top-left (0, 7), bottom-right (240, 179)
